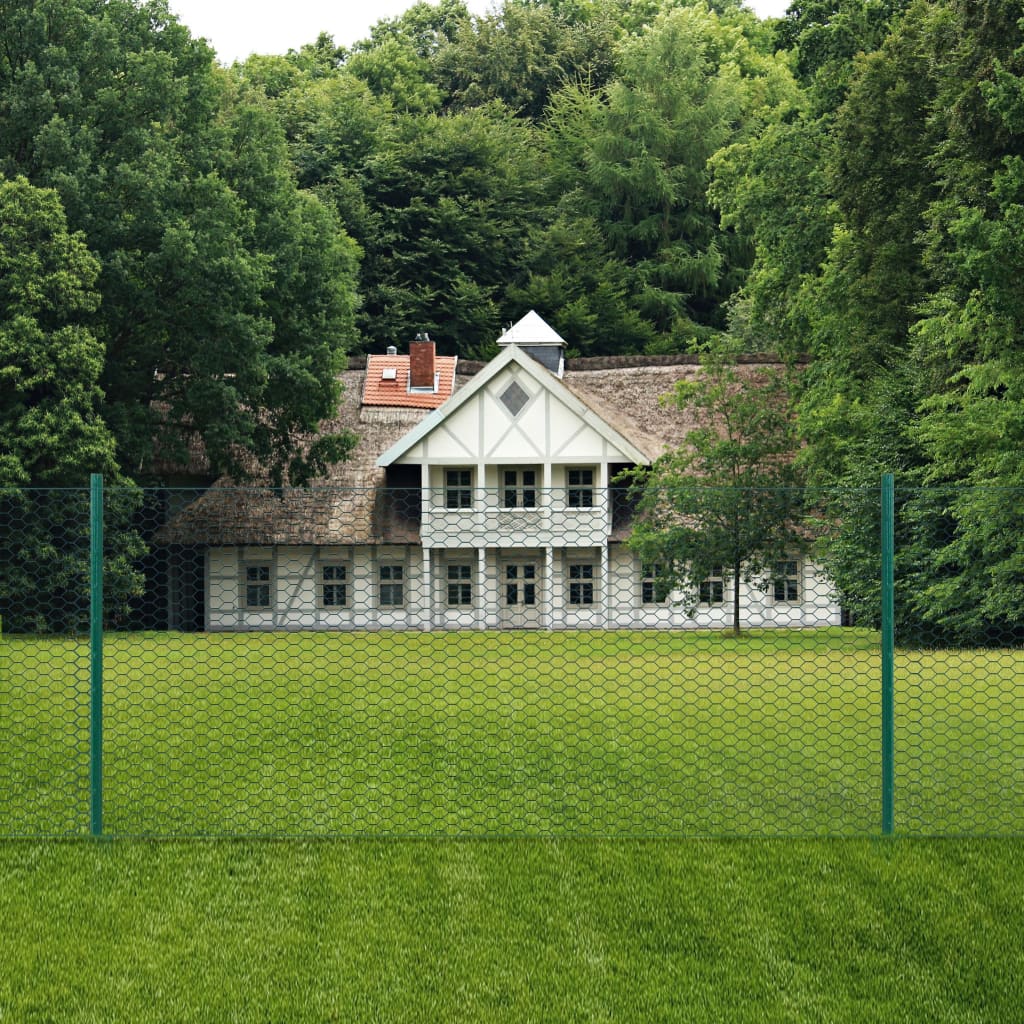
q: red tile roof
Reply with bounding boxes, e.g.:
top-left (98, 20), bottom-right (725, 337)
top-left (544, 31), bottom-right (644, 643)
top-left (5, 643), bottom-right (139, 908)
top-left (361, 354), bottom-right (458, 409)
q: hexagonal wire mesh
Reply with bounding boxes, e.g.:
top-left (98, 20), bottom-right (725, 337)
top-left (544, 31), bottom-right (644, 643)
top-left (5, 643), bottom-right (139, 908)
top-left (892, 485), bottom-right (1024, 835)
top-left (2, 482), bottom-right (1021, 836)
top-left (0, 489), bottom-right (91, 836)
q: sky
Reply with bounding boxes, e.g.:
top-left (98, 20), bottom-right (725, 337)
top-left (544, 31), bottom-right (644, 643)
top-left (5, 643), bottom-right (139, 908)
top-left (167, 0), bottom-right (791, 66)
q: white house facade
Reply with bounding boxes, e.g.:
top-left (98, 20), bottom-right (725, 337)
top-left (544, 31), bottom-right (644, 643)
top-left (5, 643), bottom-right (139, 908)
top-left (161, 313), bottom-right (841, 631)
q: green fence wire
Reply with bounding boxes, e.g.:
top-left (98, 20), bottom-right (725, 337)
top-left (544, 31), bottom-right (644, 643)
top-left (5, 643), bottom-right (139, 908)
top-left (0, 477), bottom-right (1021, 838)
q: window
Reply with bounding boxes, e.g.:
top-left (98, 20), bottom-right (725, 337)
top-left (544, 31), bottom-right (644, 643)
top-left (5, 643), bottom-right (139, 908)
top-left (505, 563), bottom-right (537, 606)
top-left (445, 469), bottom-right (473, 509)
top-left (379, 563), bottom-right (405, 607)
top-left (699, 568), bottom-right (725, 606)
top-left (568, 563), bottom-right (595, 605)
top-left (567, 468), bottom-right (594, 508)
top-left (320, 563), bottom-right (349, 608)
top-left (243, 564), bottom-right (272, 609)
top-left (773, 560), bottom-right (800, 603)
top-left (503, 468), bottom-right (537, 509)
top-left (446, 563), bottom-right (473, 606)
top-left (641, 563), bottom-right (670, 605)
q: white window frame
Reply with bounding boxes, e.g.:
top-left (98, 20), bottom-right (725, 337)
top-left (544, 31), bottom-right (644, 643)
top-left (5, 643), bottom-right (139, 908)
top-left (241, 562), bottom-right (273, 610)
top-left (444, 468), bottom-right (473, 509)
top-left (568, 562), bottom-right (596, 605)
top-left (318, 560), bottom-right (351, 610)
top-left (379, 561), bottom-right (406, 608)
top-left (699, 567), bottom-right (726, 606)
top-left (641, 562), bottom-right (669, 605)
top-left (566, 468), bottom-right (595, 509)
top-left (503, 562), bottom-right (538, 607)
top-left (502, 467), bottom-right (539, 509)
top-left (445, 561), bottom-right (474, 607)
top-left (772, 559), bottom-right (801, 604)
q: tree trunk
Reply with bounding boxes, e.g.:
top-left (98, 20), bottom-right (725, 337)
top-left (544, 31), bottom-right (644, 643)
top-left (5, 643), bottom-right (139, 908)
top-left (732, 557), bottom-right (742, 635)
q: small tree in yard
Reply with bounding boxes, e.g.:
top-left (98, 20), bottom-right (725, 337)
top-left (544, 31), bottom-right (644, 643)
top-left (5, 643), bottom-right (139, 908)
top-left (627, 346), bottom-right (806, 634)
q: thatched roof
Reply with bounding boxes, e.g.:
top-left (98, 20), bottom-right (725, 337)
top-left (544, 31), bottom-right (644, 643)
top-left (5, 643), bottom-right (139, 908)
top-left (157, 354), bottom-right (787, 547)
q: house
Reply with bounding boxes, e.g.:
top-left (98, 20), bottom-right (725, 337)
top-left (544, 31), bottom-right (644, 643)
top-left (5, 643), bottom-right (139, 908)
top-left (158, 312), bottom-right (840, 631)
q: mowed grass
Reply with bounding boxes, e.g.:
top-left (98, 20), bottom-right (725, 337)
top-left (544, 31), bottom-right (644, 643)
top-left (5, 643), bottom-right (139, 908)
top-left (3, 628), bottom-right (1023, 836)
top-left (1, 837), bottom-right (1023, 1022)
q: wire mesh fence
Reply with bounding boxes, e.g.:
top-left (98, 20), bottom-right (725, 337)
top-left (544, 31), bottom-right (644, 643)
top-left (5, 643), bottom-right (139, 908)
top-left (1, 479), bottom-right (1021, 837)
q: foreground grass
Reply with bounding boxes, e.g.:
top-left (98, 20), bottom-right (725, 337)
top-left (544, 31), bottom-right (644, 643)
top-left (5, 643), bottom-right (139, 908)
top-left (4, 628), bottom-right (1024, 836)
top-left (1, 838), bottom-right (1021, 1022)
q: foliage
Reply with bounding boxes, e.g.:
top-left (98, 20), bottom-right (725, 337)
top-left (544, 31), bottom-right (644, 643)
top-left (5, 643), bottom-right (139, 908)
top-left (627, 346), bottom-right (805, 632)
top-left (0, 0), bottom-right (359, 486)
top-left (0, 175), bottom-right (116, 487)
top-left (353, 105), bottom-right (545, 355)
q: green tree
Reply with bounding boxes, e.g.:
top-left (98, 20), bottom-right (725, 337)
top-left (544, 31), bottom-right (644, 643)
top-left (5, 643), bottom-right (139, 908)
top-left (0, 0), bottom-right (359, 486)
top-left (354, 105), bottom-right (545, 355)
top-left (626, 346), bottom-right (806, 633)
top-left (544, 3), bottom-right (800, 346)
top-left (0, 175), bottom-right (116, 486)
top-left (0, 175), bottom-right (144, 634)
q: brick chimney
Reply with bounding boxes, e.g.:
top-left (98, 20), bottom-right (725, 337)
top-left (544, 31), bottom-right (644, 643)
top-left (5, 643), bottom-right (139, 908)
top-left (409, 332), bottom-right (436, 390)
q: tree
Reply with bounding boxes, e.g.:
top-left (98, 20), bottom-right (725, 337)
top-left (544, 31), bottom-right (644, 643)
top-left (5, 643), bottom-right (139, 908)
top-left (626, 346), bottom-right (805, 633)
top-left (543, 3), bottom-right (801, 346)
top-left (0, 175), bottom-right (146, 633)
top-left (0, 175), bottom-right (116, 487)
top-left (0, 0), bottom-right (360, 486)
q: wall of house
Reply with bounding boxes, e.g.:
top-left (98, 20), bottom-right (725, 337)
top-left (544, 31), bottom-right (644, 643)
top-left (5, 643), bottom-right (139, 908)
top-left (206, 544), bottom-right (425, 631)
top-left (205, 544), bottom-right (841, 632)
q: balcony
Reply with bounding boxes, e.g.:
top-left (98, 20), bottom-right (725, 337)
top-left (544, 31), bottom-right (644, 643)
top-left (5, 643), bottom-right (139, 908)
top-left (420, 489), bottom-right (611, 549)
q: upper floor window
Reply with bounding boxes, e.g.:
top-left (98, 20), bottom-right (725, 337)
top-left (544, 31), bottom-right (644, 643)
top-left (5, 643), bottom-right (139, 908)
top-left (567, 468), bottom-right (594, 508)
top-left (503, 468), bottom-right (537, 509)
top-left (773, 560), bottom-right (800, 603)
top-left (445, 469), bottom-right (473, 509)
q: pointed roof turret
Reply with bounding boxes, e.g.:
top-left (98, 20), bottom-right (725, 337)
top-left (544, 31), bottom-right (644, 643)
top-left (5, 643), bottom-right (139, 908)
top-left (497, 310), bottom-right (566, 377)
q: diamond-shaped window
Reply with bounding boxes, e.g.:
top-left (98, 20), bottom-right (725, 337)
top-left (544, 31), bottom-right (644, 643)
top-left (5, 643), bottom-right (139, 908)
top-left (500, 380), bottom-right (530, 417)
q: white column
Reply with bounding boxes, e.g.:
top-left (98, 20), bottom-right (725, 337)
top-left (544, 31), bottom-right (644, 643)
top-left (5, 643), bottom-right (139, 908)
top-left (477, 547), bottom-right (487, 630)
top-left (422, 547), bottom-right (433, 631)
top-left (600, 544), bottom-right (610, 628)
top-left (546, 545), bottom-right (556, 630)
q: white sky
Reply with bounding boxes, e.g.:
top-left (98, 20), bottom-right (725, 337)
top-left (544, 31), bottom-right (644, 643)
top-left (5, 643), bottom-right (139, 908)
top-left (167, 0), bottom-right (791, 66)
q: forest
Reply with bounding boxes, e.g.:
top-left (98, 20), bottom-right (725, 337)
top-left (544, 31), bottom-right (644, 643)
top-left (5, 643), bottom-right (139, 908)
top-left (2, 0), bottom-right (1023, 639)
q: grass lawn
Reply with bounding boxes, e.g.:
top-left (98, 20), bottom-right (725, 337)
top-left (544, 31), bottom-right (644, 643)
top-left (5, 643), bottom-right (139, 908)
top-left (1, 837), bottom-right (1022, 1022)
top-left (3, 628), bottom-right (1024, 836)
top-left (3, 630), bottom-right (1023, 1020)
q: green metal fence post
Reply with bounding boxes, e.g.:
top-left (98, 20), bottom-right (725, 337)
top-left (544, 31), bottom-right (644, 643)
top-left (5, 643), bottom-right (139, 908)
top-left (89, 473), bottom-right (104, 838)
top-left (881, 473), bottom-right (895, 836)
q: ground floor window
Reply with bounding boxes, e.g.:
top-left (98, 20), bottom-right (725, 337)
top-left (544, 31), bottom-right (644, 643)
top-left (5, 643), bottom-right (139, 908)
top-left (379, 563), bottom-right (405, 607)
top-left (568, 563), bottom-right (595, 605)
top-left (699, 568), bottom-right (725, 606)
top-left (446, 563), bottom-right (473, 606)
top-left (641, 563), bottom-right (670, 605)
top-left (242, 564), bottom-right (272, 609)
top-left (773, 560), bottom-right (800, 603)
top-left (504, 563), bottom-right (537, 606)
top-left (320, 563), bottom-right (349, 608)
